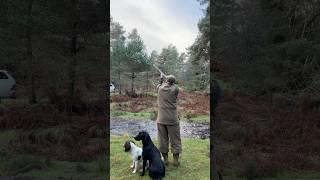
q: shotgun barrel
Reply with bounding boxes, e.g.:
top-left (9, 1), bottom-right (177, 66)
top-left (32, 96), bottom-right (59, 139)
top-left (152, 64), bottom-right (166, 77)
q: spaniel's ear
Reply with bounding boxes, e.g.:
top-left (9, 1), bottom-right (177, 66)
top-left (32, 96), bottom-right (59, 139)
top-left (124, 141), bottom-right (131, 151)
top-left (138, 155), bottom-right (141, 160)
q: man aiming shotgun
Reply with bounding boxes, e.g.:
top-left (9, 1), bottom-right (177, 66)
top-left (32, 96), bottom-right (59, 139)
top-left (153, 64), bottom-right (182, 167)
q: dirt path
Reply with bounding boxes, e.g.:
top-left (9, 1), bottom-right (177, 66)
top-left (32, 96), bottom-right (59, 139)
top-left (110, 117), bottom-right (209, 139)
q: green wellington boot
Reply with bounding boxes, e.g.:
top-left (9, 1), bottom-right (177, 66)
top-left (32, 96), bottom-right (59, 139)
top-left (162, 153), bottom-right (169, 166)
top-left (173, 153), bottom-right (180, 167)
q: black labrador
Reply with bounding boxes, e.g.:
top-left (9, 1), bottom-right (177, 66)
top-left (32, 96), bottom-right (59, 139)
top-left (134, 130), bottom-right (165, 180)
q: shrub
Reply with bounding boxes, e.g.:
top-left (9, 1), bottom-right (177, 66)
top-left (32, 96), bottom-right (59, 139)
top-left (242, 158), bottom-right (258, 180)
top-left (0, 149), bottom-right (9, 161)
top-left (44, 158), bottom-right (53, 167)
top-left (149, 111), bottom-right (157, 120)
top-left (3, 156), bottom-right (45, 175)
top-left (76, 163), bottom-right (87, 173)
top-left (96, 155), bottom-right (108, 173)
top-left (184, 111), bottom-right (196, 122)
top-left (111, 111), bottom-right (126, 116)
top-left (220, 124), bottom-right (246, 142)
top-left (0, 104), bottom-right (6, 116)
top-left (238, 155), bottom-right (281, 179)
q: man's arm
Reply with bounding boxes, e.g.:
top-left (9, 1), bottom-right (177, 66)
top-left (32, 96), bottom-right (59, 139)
top-left (156, 73), bottom-right (165, 91)
top-left (175, 86), bottom-right (179, 98)
top-left (159, 73), bottom-right (165, 85)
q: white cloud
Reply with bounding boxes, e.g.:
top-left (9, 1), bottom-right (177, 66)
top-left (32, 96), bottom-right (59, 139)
top-left (110, 0), bottom-right (203, 54)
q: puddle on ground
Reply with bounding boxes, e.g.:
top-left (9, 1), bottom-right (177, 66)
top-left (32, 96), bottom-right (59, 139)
top-left (110, 117), bottom-right (210, 139)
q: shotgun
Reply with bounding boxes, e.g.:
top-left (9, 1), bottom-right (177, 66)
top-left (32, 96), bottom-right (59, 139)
top-left (152, 64), bottom-right (167, 85)
top-left (152, 64), bottom-right (166, 78)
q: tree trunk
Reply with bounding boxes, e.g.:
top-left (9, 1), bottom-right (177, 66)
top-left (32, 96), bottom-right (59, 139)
top-left (211, 80), bottom-right (222, 180)
top-left (68, 25), bottom-right (78, 114)
top-left (118, 61), bottom-right (121, 94)
top-left (68, 0), bottom-right (79, 114)
top-left (146, 71), bottom-right (149, 92)
top-left (1, 0), bottom-right (8, 24)
top-left (26, 33), bottom-right (36, 104)
top-left (131, 71), bottom-right (135, 94)
top-left (26, 0), bottom-right (37, 104)
top-left (211, 141), bottom-right (219, 180)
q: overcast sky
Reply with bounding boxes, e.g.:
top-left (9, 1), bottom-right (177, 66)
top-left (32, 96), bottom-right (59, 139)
top-left (110, 0), bottom-right (206, 54)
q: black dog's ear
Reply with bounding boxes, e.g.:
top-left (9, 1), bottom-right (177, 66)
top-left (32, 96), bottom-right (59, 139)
top-left (143, 131), bottom-right (149, 141)
top-left (137, 155), bottom-right (141, 160)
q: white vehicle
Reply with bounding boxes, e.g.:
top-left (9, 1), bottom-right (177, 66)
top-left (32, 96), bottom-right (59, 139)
top-left (0, 70), bottom-right (16, 98)
top-left (110, 83), bottom-right (115, 93)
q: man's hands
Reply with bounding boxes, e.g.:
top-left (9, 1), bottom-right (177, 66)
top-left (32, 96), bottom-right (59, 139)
top-left (159, 73), bottom-right (165, 85)
top-left (160, 73), bottom-right (165, 79)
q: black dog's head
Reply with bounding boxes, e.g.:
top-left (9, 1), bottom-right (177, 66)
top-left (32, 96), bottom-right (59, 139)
top-left (123, 140), bottom-right (135, 152)
top-left (134, 130), bottom-right (150, 142)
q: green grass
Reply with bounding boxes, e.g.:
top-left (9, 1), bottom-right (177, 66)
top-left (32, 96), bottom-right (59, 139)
top-left (110, 92), bottom-right (157, 97)
top-left (180, 115), bottom-right (209, 123)
top-left (215, 140), bottom-right (320, 180)
top-left (0, 98), bottom-right (29, 108)
top-left (221, 171), bottom-right (320, 180)
top-left (0, 130), bottom-right (18, 148)
top-left (25, 159), bottom-right (107, 179)
top-left (144, 92), bottom-right (158, 97)
top-left (111, 109), bottom-right (209, 123)
top-left (111, 111), bottom-right (154, 120)
top-left (261, 171), bottom-right (320, 180)
top-left (110, 135), bottom-right (210, 180)
top-left (0, 130), bottom-right (107, 179)
top-left (0, 151), bottom-right (107, 179)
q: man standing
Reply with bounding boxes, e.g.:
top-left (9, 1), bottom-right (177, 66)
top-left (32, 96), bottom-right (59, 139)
top-left (156, 74), bottom-right (181, 167)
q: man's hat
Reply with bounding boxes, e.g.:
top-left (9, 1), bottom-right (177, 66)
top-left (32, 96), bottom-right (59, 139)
top-left (166, 75), bottom-right (176, 85)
